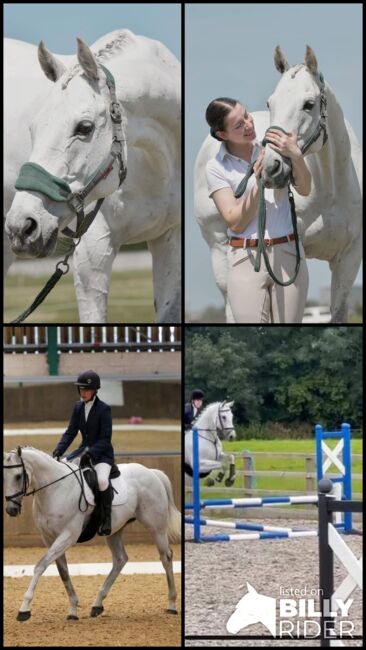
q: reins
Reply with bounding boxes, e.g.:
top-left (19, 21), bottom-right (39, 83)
top-left (235, 125), bottom-right (301, 287)
top-left (4, 458), bottom-right (91, 513)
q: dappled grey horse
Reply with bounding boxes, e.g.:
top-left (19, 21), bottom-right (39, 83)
top-left (194, 46), bottom-right (362, 323)
top-left (5, 30), bottom-right (181, 322)
top-left (4, 447), bottom-right (181, 620)
top-left (184, 401), bottom-right (237, 487)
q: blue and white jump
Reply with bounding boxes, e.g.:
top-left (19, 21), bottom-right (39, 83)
top-left (185, 423), bottom-right (353, 543)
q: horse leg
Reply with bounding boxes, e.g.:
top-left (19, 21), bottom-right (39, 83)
top-left (329, 237), bottom-right (362, 323)
top-left (224, 453), bottom-right (237, 487)
top-left (55, 555), bottom-right (80, 620)
top-left (17, 528), bottom-right (78, 621)
top-left (151, 530), bottom-right (177, 614)
top-left (41, 531), bottom-right (79, 620)
top-left (90, 532), bottom-right (128, 617)
top-left (147, 224), bottom-right (181, 322)
top-left (72, 215), bottom-right (117, 323)
top-left (3, 225), bottom-right (14, 277)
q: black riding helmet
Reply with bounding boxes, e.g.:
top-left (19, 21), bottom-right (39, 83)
top-left (191, 389), bottom-right (204, 400)
top-left (74, 370), bottom-right (101, 390)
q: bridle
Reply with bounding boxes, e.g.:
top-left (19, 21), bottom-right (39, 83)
top-left (234, 70), bottom-right (328, 287)
top-left (216, 403), bottom-right (235, 436)
top-left (3, 451), bottom-right (29, 511)
top-left (3, 448), bottom-right (90, 513)
top-left (14, 64), bottom-right (127, 241)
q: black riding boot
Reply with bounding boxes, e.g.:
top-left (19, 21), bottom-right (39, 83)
top-left (98, 486), bottom-right (112, 536)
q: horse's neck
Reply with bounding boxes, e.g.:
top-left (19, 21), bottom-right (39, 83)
top-left (23, 450), bottom-right (67, 490)
top-left (307, 83), bottom-right (353, 193)
top-left (195, 406), bottom-right (218, 435)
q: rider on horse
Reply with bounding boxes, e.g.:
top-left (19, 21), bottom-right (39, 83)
top-left (184, 389), bottom-right (205, 431)
top-left (52, 370), bottom-right (114, 536)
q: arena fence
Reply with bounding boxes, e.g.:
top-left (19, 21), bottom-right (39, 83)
top-left (4, 325), bottom-right (181, 354)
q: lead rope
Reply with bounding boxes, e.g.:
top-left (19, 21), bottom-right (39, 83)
top-left (234, 125), bottom-right (301, 287)
top-left (9, 238), bottom-right (81, 324)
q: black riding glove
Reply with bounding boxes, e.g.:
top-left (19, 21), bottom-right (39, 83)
top-left (52, 448), bottom-right (61, 460)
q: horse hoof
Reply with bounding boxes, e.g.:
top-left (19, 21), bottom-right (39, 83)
top-left (166, 608), bottom-right (178, 615)
top-left (17, 611), bottom-right (31, 622)
top-left (66, 615), bottom-right (79, 620)
top-left (90, 606), bottom-right (104, 617)
top-left (225, 478), bottom-right (235, 487)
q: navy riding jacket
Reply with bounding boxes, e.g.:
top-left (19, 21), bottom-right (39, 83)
top-left (56, 396), bottom-right (114, 465)
top-left (184, 401), bottom-right (203, 431)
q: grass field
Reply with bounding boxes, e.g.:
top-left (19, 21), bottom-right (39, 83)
top-left (201, 438), bottom-right (363, 498)
top-left (4, 270), bottom-right (155, 322)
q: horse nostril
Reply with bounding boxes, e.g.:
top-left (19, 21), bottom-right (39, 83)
top-left (271, 160), bottom-right (281, 175)
top-left (22, 218), bottom-right (37, 238)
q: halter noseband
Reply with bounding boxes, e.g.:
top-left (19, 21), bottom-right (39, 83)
top-left (14, 64), bottom-right (127, 241)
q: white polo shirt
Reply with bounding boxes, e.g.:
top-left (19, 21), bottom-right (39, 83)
top-left (205, 141), bottom-right (294, 239)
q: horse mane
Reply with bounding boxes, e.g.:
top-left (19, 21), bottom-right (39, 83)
top-left (61, 29), bottom-right (134, 89)
top-left (195, 401), bottom-right (223, 421)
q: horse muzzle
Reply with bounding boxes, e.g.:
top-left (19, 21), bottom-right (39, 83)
top-left (6, 502), bottom-right (21, 517)
top-left (5, 208), bottom-right (59, 258)
top-left (261, 154), bottom-right (292, 189)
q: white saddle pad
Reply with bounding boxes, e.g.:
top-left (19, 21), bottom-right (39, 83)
top-left (79, 466), bottom-right (129, 507)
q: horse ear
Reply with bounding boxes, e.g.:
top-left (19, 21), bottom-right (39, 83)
top-left (76, 37), bottom-right (99, 80)
top-left (274, 46), bottom-right (289, 74)
top-left (304, 45), bottom-right (318, 75)
top-left (38, 40), bottom-right (66, 82)
top-left (247, 581), bottom-right (257, 595)
top-left (227, 401), bottom-right (234, 408)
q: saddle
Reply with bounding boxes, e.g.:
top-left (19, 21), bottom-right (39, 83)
top-left (184, 462), bottom-right (211, 479)
top-left (77, 456), bottom-right (122, 544)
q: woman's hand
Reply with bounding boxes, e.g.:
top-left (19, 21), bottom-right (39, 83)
top-left (253, 147), bottom-right (265, 180)
top-left (265, 129), bottom-right (302, 161)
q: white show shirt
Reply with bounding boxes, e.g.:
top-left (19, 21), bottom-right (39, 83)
top-left (84, 395), bottom-right (96, 421)
top-left (205, 141), bottom-right (294, 239)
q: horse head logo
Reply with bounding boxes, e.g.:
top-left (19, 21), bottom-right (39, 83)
top-left (226, 582), bottom-right (276, 637)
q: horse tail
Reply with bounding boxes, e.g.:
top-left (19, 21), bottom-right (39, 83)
top-left (151, 469), bottom-right (181, 544)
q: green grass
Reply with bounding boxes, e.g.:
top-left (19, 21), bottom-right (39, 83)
top-left (4, 270), bottom-right (155, 322)
top-left (201, 439), bottom-right (363, 498)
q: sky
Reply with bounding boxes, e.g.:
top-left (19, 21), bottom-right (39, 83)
top-left (4, 3), bottom-right (181, 59)
top-left (185, 3), bottom-right (362, 315)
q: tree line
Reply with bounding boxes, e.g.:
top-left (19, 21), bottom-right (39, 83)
top-left (185, 326), bottom-right (362, 432)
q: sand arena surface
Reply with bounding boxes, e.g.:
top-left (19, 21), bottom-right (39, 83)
top-left (4, 544), bottom-right (181, 647)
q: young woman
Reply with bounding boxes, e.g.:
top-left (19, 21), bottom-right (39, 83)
top-left (184, 389), bottom-right (205, 431)
top-left (52, 370), bottom-right (114, 536)
top-left (205, 97), bottom-right (310, 323)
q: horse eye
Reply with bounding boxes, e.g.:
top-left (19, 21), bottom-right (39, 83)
top-left (15, 473), bottom-right (22, 481)
top-left (75, 121), bottom-right (94, 136)
top-left (303, 101), bottom-right (315, 111)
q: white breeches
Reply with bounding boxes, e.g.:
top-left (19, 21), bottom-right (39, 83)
top-left (94, 462), bottom-right (111, 492)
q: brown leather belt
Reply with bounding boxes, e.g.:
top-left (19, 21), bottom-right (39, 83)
top-left (229, 233), bottom-right (295, 248)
